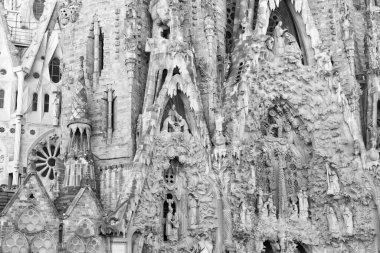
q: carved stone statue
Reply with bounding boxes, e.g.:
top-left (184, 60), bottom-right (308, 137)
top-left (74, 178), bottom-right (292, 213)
top-left (132, 233), bottom-right (144, 253)
top-left (343, 206), bottom-right (353, 235)
top-left (188, 194), bottom-right (198, 228)
top-left (327, 207), bottom-right (340, 238)
top-left (162, 105), bottom-right (189, 133)
top-left (52, 91), bottom-right (61, 126)
top-left (290, 200), bottom-right (298, 220)
top-left (298, 190), bottom-right (309, 221)
top-left (273, 21), bottom-right (287, 56)
top-left (326, 164), bottom-right (340, 195)
top-left (166, 204), bottom-right (174, 239)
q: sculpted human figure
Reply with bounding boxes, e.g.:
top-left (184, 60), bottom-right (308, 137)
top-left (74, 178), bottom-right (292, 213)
top-left (149, 0), bottom-right (172, 38)
top-left (343, 206), bottom-right (353, 235)
top-left (273, 21), bottom-right (287, 55)
top-left (188, 194), bottom-right (198, 228)
top-left (326, 164), bottom-right (340, 195)
top-left (171, 211), bottom-right (179, 241)
top-left (166, 204), bottom-right (174, 239)
top-left (327, 207), bottom-right (340, 237)
top-left (162, 105), bottom-right (189, 132)
top-left (290, 200), bottom-right (298, 220)
top-left (298, 190), bottom-right (308, 220)
top-left (132, 233), bottom-right (144, 253)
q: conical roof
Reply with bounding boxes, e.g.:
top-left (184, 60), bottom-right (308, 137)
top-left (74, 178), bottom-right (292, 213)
top-left (69, 56), bottom-right (90, 125)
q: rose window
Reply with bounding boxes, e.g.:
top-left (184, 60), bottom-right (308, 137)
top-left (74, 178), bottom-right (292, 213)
top-left (33, 136), bottom-right (61, 180)
top-left (18, 208), bottom-right (45, 233)
top-left (2, 232), bottom-right (29, 253)
top-left (87, 238), bottom-right (102, 253)
top-left (67, 236), bottom-right (85, 253)
top-left (76, 219), bottom-right (95, 238)
top-left (31, 233), bottom-right (56, 253)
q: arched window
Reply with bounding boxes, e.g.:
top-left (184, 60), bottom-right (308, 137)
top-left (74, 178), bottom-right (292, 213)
top-left (44, 94), bottom-right (49, 113)
top-left (49, 57), bottom-right (61, 83)
top-left (33, 0), bottom-right (45, 20)
top-left (15, 91), bottom-right (18, 110)
top-left (0, 89), bottom-right (4, 108)
top-left (32, 93), bottom-right (38, 111)
top-left (2, 232), bottom-right (29, 253)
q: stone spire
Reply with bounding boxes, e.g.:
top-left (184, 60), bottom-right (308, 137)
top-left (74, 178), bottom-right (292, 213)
top-left (69, 56), bottom-right (90, 125)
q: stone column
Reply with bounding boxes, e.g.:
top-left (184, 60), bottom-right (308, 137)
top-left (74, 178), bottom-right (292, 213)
top-left (12, 66), bottom-right (26, 186)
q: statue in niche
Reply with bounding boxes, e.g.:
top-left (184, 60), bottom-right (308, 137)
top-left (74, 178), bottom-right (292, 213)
top-left (343, 206), bottom-right (353, 235)
top-left (240, 201), bottom-right (247, 227)
top-left (263, 37), bottom-right (275, 61)
top-left (52, 91), bottom-right (61, 126)
top-left (273, 21), bottom-right (287, 56)
top-left (162, 105), bottom-right (189, 133)
top-left (166, 201), bottom-right (179, 242)
top-left (297, 190), bottom-right (309, 221)
top-left (132, 233), bottom-right (144, 253)
top-left (290, 200), bottom-right (298, 220)
top-left (257, 188), bottom-right (264, 217)
top-left (263, 194), bottom-right (276, 219)
top-left (188, 194), bottom-right (198, 229)
top-left (327, 207), bottom-right (340, 237)
top-left (269, 110), bottom-right (284, 137)
top-left (326, 163), bottom-right (340, 195)
top-left (284, 32), bottom-right (303, 66)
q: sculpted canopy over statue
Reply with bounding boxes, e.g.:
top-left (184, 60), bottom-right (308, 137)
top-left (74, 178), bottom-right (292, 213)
top-left (162, 105), bottom-right (189, 133)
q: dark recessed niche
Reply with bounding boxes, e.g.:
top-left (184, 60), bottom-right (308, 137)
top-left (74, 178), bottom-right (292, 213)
top-left (0, 69), bottom-right (7, 75)
top-left (0, 127), bottom-right (5, 133)
top-left (10, 128), bottom-right (15, 133)
top-left (41, 56), bottom-right (45, 60)
top-left (33, 72), bottom-right (40, 79)
top-left (30, 129), bottom-right (36, 135)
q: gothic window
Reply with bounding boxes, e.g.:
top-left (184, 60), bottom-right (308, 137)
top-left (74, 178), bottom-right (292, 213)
top-left (226, 0), bottom-right (236, 53)
top-left (0, 89), bottom-right (4, 108)
top-left (87, 238), bottom-right (102, 253)
top-left (31, 232), bottom-right (56, 253)
top-left (49, 58), bottom-right (61, 83)
top-left (18, 208), bottom-right (45, 233)
top-left (15, 91), bottom-right (18, 110)
top-left (99, 30), bottom-right (104, 75)
top-left (34, 136), bottom-right (61, 180)
top-left (161, 92), bottom-right (190, 133)
top-left (44, 94), bottom-right (49, 112)
top-left (1, 232), bottom-right (29, 253)
top-left (32, 93), bottom-right (38, 111)
top-left (76, 219), bottom-right (95, 238)
top-left (33, 0), bottom-right (45, 20)
top-left (67, 236), bottom-right (85, 253)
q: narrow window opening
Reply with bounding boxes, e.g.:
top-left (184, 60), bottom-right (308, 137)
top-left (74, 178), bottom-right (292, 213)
top-left (15, 91), bottom-right (18, 110)
top-left (28, 193), bottom-right (35, 199)
top-left (32, 93), bottom-right (38, 111)
top-left (112, 97), bottom-right (116, 130)
top-left (44, 94), bottom-right (49, 113)
top-left (59, 223), bottom-right (63, 243)
top-left (0, 89), bottom-right (4, 108)
top-left (99, 30), bottom-right (104, 76)
top-left (162, 27), bottom-right (170, 39)
top-left (173, 66), bottom-right (180, 76)
top-left (163, 193), bottom-right (175, 241)
top-left (33, 0), bottom-right (45, 20)
top-left (49, 57), bottom-right (61, 83)
top-left (264, 240), bottom-right (274, 253)
top-left (8, 173), bottom-right (13, 189)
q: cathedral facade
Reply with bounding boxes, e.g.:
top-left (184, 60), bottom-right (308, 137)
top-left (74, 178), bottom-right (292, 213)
top-left (0, 0), bottom-right (379, 252)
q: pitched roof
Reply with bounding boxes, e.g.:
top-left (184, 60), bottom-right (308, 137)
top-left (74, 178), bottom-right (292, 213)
top-left (0, 172), bottom-right (59, 217)
top-left (64, 186), bottom-right (103, 217)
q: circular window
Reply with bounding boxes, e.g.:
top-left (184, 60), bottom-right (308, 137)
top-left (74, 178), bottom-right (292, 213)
top-left (67, 236), bottom-right (85, 253)
top-left (30, 129), bottom-right (36, 135)
top-left (33, 72), bottom-right (40, 79)
top-left (10, 128), bottom-right (15, 133)
top-left (0, 127), bottom-right (4, 133)
top-left (34, 136), bottom-right (61, 180)
top-left (0, 69), bottom-right (7, 75)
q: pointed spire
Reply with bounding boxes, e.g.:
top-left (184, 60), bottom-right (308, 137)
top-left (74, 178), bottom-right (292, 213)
top-left (69, 56), bottom-right (90, 125)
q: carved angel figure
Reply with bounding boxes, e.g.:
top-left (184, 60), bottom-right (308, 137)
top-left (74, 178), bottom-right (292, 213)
top-left (273, 21), bottom-right (287, 56)
top-left (327, 207), bottom-right (340, 237)
top-left (343, 206), bottom-right (353, 235)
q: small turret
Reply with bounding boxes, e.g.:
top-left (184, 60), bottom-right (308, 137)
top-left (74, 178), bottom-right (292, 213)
top-left (63, 57), bottom-right (95, 190)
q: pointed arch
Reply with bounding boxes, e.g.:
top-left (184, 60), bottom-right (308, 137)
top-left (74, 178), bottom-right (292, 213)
top-left (17, 207), bottom-right (46, 233)
top-left (31, 232), bottom-right (57, 253)
top-left (86, 237), bottom-right (104, 253)
top-left (67, 236), bottom-right (85, 253)
top-left (1, 232), bottom-right (29, 253)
